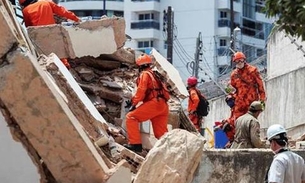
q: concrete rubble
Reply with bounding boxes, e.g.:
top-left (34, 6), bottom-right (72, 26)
top-left (1, 0), bottom-right (305, 183)
top-left (0, 0), bottom-right (200, 182)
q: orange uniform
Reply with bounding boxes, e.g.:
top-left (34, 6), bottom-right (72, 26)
top-left (188, 87), bottom-right (202, 130)
top-left (22, 0), bottom-right (79, 27)
top-left (21, 0), bottom-right (79, 68)
top-left (223, 63), bottom-right (265, 142)
top-left (230, 63), bottom-right (266, 121)
top-left (126, 69), bottom-right (169, 144)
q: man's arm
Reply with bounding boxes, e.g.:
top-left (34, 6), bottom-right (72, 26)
top-left (49, 1), bottom-right (80, 22)
top-left (250, 120), bottom-right (264, 148)
top-left (131, 72), bottom-right (149, 106)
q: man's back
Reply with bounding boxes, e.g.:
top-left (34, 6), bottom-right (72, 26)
top-left (231, 112), bottom-right (263, 148)
top-left (269, 151), bottom-right (305, 183)
top-left (23, 0), bottom-right (55, 26)
top-left (22, 0), bottom-right (79, 27)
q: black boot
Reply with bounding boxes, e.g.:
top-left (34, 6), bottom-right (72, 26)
top-left (123, 144), bottom-right (142, 153)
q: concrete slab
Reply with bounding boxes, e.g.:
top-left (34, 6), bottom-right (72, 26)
top-left (27, 17), bottom-right (126, 59)
top-left (151, 48), bottom-right (189, 99)
top-left (0, 1), bottom-right (18, 59)
top-left (0, 49), bottom-right (110, 182)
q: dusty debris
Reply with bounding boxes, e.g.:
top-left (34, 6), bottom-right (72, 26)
top-left (134, 129), bottom-right (205, 183)
top-left (0, 1), bottom-right (202, 182)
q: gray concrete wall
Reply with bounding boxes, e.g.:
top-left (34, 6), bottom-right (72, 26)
top-left (0, 114), bottom-right (39, 183)
top-left (193, 149), bottom-right (305, 183)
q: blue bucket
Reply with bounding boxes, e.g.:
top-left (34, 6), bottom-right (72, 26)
top-left (214, 129), bottom-right (229, 148)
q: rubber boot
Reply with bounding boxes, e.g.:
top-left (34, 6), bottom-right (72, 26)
top-left (123, 144), bottom-right (142, 153)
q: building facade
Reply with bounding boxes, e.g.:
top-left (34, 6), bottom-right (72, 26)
top-left (59, 0), bottom-right (273, 82)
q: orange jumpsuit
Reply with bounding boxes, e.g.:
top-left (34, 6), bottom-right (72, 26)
top-left (188, 87), bottom-right (202, 130)
top-left (126, 69), bottom-right (169, 144)
top-left (22, 0), bottom-right (79, 27)
top-left (224, 63), bottom-right (266, 141)
top-left (230, 63), bottom-right (265, 119)
top-left (22, 0), bottom-right (79, 68)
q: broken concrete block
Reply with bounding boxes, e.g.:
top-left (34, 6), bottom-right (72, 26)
top-left (0, 49), bottom-right (111, 182)
top-left (0, 2), bottom-right (19, 59)
top-left (104, 47), bottom-right (136, 65)
top-left (134, 129), bottom-right (205, 183)
top-left (27, 17), bottom-right (126, 59)
top-left (151, 48), bottom-right (189, 99)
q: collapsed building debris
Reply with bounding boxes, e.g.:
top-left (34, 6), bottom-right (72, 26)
top-left (0, 0), bottom-right (202, 182)
top-left (2, 0), bottom-right (305, 182)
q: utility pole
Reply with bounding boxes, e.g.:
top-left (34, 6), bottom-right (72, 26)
top-left (167, 6), bottom-right (173, 64)
top-left (230, 0), bottom-right (234, 68)
top-left (103, 0), bottom-right (106, 16)
top-left (193, 32), bottom-right (203, 78)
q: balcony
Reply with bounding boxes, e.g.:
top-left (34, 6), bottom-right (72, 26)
top-left (131, 0), bottom-right (160, 2)
top-left (131, 20), bottom-right (160, 30)
top-left (241, 27), bottom-right (264, 40)
top-left (217, 47), bottom-right (229, 56)
top-left (218, 19), bottom-right (240, 28)
top-left (218, 19), bottom-right (230, 27)
top-left (60, 0), bottom-right (123, 2)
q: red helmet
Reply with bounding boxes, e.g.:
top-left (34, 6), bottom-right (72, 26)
top-left (136, 54), bottom-right (152, 66)
top-left (187, 76), bottom-right (198, 86)
top-left (233, 52), bottom-right (246, 62)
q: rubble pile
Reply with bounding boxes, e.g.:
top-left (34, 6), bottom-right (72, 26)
top-left (0, 0), bottom-right (206, 182)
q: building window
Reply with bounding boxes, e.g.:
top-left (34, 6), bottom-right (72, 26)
top-left (219, 39), bottom-right (227, 47)
top-left (139, 13), bottom-right (155, 21)
top-left (220, 11), bottom-right (227, 19)
top-left (257, 48), bottom-right (263, 57)
top-left (243, 0), bottom-right (255, 19)
top-left (72, 10), bottom-right (123, 19)
top-left (138, 40), bottom-right (154, 48)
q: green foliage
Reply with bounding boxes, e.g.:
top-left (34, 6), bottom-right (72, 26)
top-left (264, 0), bottom-right (305, 40)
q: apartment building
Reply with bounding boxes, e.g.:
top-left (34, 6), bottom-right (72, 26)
top-left (59, 0), bottom-right (273, 81)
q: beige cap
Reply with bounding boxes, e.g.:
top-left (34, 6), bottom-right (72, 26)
top-left (249, 101), bottom-right (263, 111)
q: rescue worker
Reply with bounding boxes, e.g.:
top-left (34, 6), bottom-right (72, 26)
top-left (124, 54), bottom-right (169, 153)
top-left (187, 76), bottom-right (204, 131)
top-left (231, 101), bottom-right (265, 149)
top-left (266, 124), bottom-right (305, 183)
top-left (19, 0), bottom-right (80, 68)
top-left (220, 51), bottom-right (266, 146)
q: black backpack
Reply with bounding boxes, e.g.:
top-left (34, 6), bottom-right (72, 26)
top-left (193, 90), bottom-right (210, 117)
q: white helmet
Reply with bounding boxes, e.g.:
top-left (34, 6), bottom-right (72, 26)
top-left (267, 124), bottom-right (287, 140)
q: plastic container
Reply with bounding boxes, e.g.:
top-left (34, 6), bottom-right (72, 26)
top-left (214, 129), bottom-right (229, 148)
top-left (108, 136), bottom-right (119, 159)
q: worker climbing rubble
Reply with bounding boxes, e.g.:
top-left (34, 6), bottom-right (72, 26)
top-left (123, 53), bottom-right (170, 153)
top-left (187, 76), bottom-right (208, 131)
top-left (216, 51), bottom-right (266, 147)
top-left (19, 0), bottom-right (80, 68)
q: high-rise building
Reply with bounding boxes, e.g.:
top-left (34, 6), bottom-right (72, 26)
top-left (59, 0), bottom-right (273, 82)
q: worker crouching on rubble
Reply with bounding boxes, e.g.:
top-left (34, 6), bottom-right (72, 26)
top-left (187, 76), bottom-right (203, 131)
top-left (124, 54), bottom-right (169, 153)
top-left (218, 51), bottom-right (266, 147)
top-left (231, 101), bottom-right (265, 149)
top-left (265, 124), bottom-right (305, 183)
top-left (19, 0), bottom-right (80, 69)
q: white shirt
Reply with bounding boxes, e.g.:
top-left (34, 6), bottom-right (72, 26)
top-left (268, 151), bottom-right (305, 183)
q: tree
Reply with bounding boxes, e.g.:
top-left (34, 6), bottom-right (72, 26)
top-left (264, 0), bottom-right (305, 40)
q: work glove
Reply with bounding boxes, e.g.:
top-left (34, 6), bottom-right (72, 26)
top-left (214, 125), bottom-right (221, 132)
top-left (125, 100), bottom-right (132, 108)
top-left (225, 96), bottom-right (235, 108)
top-left (222, 121), bottom-right (232, 133)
